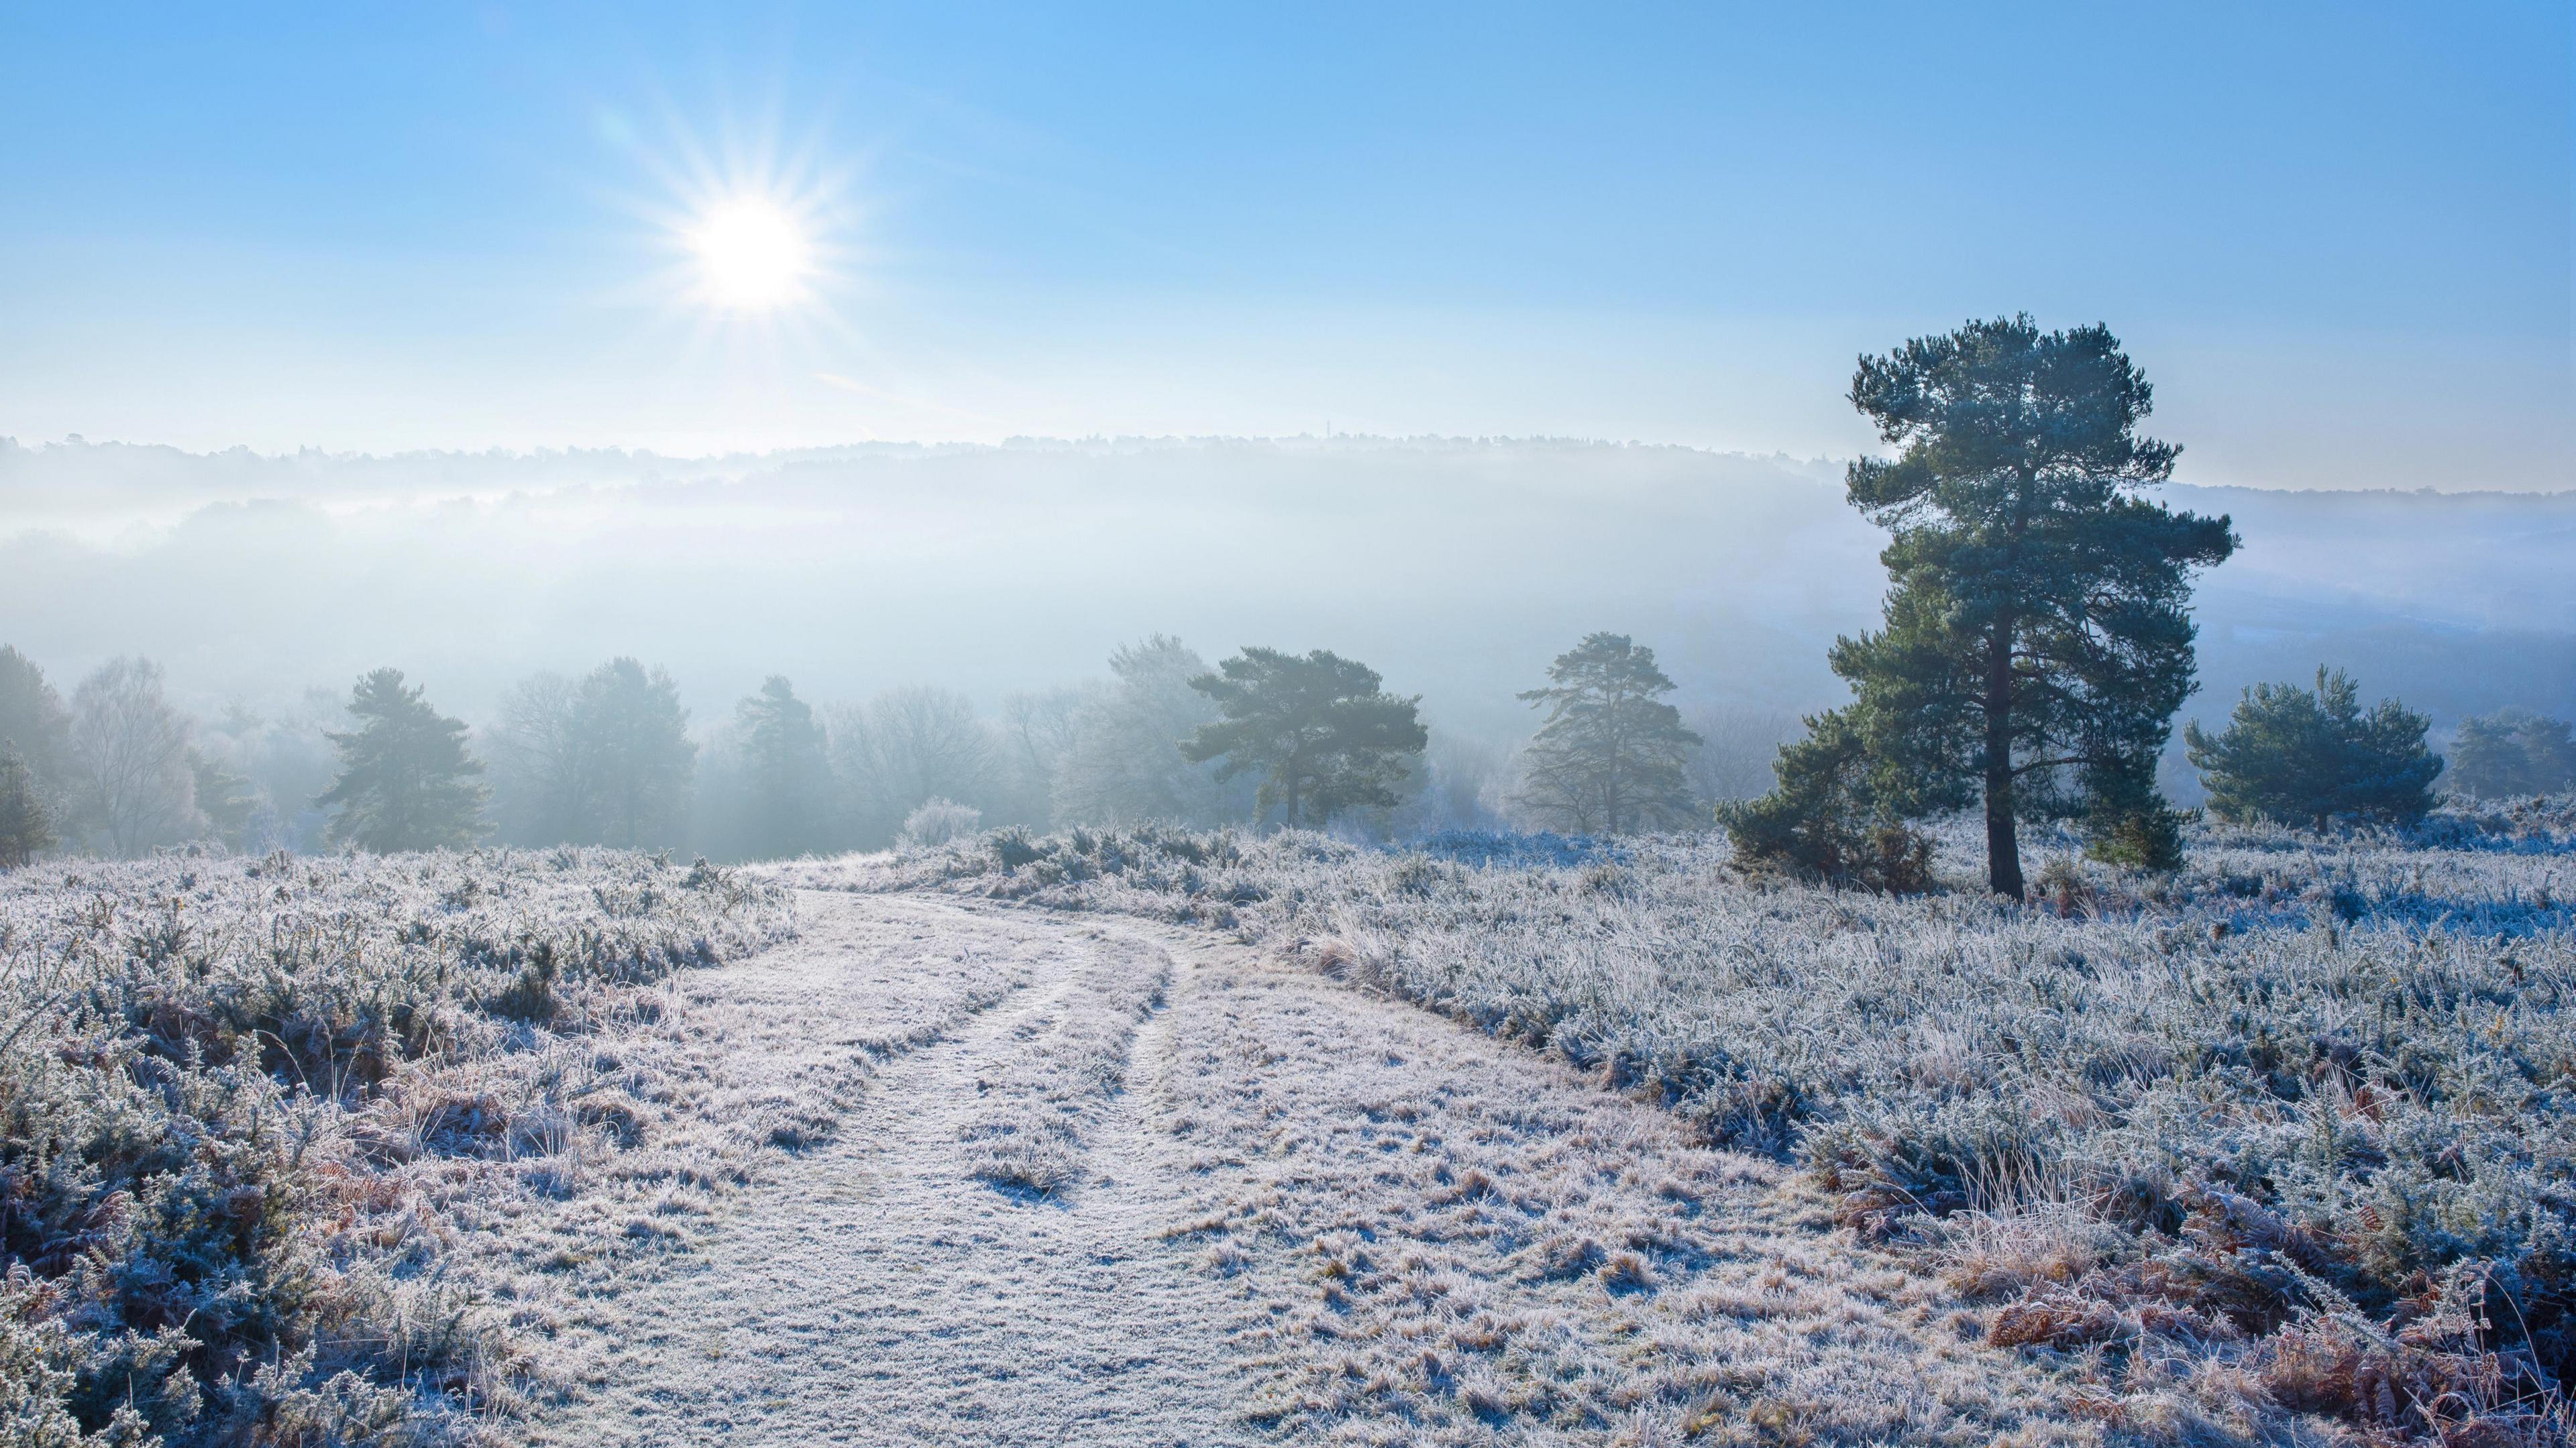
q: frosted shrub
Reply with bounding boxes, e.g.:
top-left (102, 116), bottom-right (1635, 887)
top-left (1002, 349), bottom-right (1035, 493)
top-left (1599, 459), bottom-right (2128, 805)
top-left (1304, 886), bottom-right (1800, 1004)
top-left (0, 847), bottom-right (794, 1445)
top-left (900, 797), bottom-right (981, 848)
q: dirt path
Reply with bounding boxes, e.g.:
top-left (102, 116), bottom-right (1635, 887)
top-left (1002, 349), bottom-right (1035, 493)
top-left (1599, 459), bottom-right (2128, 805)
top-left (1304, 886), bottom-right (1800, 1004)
top-left (535, 895), bottom-right (1250, 1446)
top-left (533, 892), bottom-right (2080, 1447)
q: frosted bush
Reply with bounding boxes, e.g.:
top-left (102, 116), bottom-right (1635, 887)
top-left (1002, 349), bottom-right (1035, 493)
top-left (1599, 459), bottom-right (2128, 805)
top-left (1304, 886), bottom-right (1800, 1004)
top-left (0, 846), bottom-right (794, 1445)
top-left (899, 797), bottom-right (981, 848)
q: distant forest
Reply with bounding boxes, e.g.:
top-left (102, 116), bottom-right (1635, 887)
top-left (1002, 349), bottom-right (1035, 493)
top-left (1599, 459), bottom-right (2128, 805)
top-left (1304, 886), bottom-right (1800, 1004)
top-left (1, 437), bottom-right (2568, 861)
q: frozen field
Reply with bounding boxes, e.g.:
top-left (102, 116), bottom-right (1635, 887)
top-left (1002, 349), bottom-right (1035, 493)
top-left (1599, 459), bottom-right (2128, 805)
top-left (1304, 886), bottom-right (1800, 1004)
top-left (11, 809), bottom-right (2574, 1445)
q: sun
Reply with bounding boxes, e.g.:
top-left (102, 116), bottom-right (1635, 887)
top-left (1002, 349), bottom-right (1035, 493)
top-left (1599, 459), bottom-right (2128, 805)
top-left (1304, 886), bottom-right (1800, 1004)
top-left (688, 196), bottom-right (813, 311)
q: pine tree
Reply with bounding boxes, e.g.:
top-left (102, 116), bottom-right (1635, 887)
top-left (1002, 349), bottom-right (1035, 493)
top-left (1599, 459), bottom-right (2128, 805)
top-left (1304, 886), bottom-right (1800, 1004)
top-left (1715, 711), bottom-right (1935, 891)
top-left (572, 658), bottom-right (696, 848)
top-left (1729, 316), bottom-right (2234, 895)
top-left (1514, 632), bottom-right (1702, 833)
top-left (2185, 667), bottom-right (2443, 830)
top-left (189, 749), bottom-right (258, 850)
top-left (734, 676), bottom-right (830, 858)
top-left (1180, 648), bottom-right (1426, 829)
top-left (317, 668), bottom-right (488, 852)
top-left (2448, 710), bottom-right (2576, 799)
top-left (0, 647), bottom-right (73, 827)
top-left (0, 740), bottom-right (54, 869)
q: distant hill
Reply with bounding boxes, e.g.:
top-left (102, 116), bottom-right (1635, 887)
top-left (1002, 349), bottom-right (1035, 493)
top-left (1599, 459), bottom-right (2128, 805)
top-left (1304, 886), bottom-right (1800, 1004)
top-left (4, 438), bottom-right (2567, 753)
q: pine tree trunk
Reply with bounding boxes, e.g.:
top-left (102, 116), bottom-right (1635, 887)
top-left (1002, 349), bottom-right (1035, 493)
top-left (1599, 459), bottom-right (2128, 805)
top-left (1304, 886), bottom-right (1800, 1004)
top-left (1984, 626), bottom-right (2025, 899)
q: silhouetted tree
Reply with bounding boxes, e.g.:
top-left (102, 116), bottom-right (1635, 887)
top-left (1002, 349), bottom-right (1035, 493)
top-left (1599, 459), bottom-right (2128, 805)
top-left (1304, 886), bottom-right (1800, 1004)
top-left (573, 658), bottom-right (696, 848)
top-left (0, 741), bottom-right (54, 868)
top-left (188, 748), bottom-right (258, 851)
top-left (2448, 710), bottom-right (2576, 799)
top-left (483, 660), bottom-right (694, 848)
top-left (830, 686), bottom-right (998, 846)
top-left (1514, 632), bottom-right (1701, 833)
top-left (995, 684), bottom-right (1098, 827)
top-left (1732, 316), bottom-right (2234, 893)
top-left (317, 668), bottom-right (487, 851)
top-left (0, 647), bottom-right (73, 828)
top-left (484, 672), bottom-right (587, 845)
top-left (735, 676), bottom-right (830, 858)
top-left (1056, 636), bottom-right (1243, 827)
top-left (2186, 667), bottom-right (2443, 830)
top-left (70, 657), bottom-right (202, 857)
top-left (1181, 648), bottom-right (1426, 829)
top-left (1683, 704), bottom-right (1799, 806)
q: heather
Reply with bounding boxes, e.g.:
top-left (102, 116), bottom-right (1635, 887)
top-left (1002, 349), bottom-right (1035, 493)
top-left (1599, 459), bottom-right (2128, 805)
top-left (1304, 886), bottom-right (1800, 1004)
top-left (810, 800), bottom-right (2576, 1440)
top-left (0, 847), bottom-right (794, 1445)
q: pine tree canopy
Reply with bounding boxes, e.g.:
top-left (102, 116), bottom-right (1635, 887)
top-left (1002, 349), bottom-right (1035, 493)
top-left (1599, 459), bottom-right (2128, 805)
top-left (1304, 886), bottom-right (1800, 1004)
top-left (316, 667), bottom-right (488, 852)
top-left (1180, 647), bottom-right (1426, 829)
top-left (2447, 710), bottom-right (2576, 800)
top-left (576, 657), bottom-right (696, 848)
top-left (735, 675), bottom-right (830, 858)
top-left (2186, 667), bottom-right (2443, 830)
top-left (1729, 315), bottom-right (2235, 895)
top-left (0, 739), bottom-right (55, 868)
top-left (1515, 632), bottom-right (1702, 834)
top-left (0, 647), bottom-right (72, 806)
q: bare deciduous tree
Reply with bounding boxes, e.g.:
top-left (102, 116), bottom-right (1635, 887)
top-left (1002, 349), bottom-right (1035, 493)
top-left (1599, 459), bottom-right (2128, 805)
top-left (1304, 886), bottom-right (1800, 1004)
top-left (1056, 636), bottom-right (1246, 828)
top-left (1683, 704), bottom-right (1801, 807)
top-left (996, 685), bottom-right (1101, 827)
top-left (830, 686), bottom-right (1000, 846)
top-left (484, 671), bottom-right (586, 845)
top-left (70, 656), bottom-right (202, 857)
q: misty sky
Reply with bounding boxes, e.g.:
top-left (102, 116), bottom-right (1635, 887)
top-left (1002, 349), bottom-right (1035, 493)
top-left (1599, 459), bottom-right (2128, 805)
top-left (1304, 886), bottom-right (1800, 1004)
top-left (1, 3), bottom-right (2569, 490)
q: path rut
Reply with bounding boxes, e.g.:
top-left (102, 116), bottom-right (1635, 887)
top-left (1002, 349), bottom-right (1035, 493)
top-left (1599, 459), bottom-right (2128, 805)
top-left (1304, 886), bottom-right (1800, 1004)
top-left (534, 895), bottom-right (1250, 1447)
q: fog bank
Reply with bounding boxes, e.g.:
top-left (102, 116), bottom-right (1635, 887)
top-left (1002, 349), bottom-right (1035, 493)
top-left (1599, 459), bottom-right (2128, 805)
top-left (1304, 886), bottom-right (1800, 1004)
top-left (5, 437), bottom-right (2569, 746)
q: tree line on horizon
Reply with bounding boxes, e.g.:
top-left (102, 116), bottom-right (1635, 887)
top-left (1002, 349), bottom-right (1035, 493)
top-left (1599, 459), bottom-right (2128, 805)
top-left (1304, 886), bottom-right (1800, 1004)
top-left (4, 318), bottom-right (2569, 888)
top-left (1, 618), bottom-right (2547, 887)
top-left (0, 629), bottom-right (1756, 869)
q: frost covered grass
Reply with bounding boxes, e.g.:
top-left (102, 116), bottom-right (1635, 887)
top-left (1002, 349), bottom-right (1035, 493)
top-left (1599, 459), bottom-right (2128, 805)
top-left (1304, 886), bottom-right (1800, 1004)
top-left (961, 929), bottom-right (1169, 1196)
top-left (1154, 946), bottom-right (2083, 1447)
top-left (806, 800), bottom-right (2576, 1443)
top-left (0, 847), bottom-right (794, 1447)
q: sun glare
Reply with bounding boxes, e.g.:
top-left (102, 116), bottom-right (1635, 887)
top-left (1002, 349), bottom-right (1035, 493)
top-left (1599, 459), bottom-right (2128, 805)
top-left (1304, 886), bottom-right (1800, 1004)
top-left (690, 197), bottom-right (812, 311)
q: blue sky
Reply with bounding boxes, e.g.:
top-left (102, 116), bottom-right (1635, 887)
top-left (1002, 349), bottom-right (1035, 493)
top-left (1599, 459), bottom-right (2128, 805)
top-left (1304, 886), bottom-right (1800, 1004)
top-left (1, 3), bottom-right (2566, 487)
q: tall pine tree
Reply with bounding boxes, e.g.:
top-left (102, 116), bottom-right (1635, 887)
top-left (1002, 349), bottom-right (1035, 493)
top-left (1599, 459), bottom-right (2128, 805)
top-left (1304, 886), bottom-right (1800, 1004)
top-left (317, 668), bottom-right (488, 852)
top-left (0, 647), bottom-right (73, 829)
top-left (734, 675), bottom-right (830, 858)
top-left (0, 740), bottom-right (54, 868)
top-left (572, 657), bottom-right (696, 848)
top-left (1730, 317), bottom-right (2235, 894)
top-left (1515, 632), bottom-right (1702, 833)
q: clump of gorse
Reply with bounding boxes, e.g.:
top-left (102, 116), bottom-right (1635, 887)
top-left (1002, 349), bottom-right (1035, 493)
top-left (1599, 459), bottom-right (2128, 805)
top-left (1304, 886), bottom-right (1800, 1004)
top-left (816, 800), bottom-right (2576, 1442)
top-left (0, 846), bottom-right (794, 1446)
